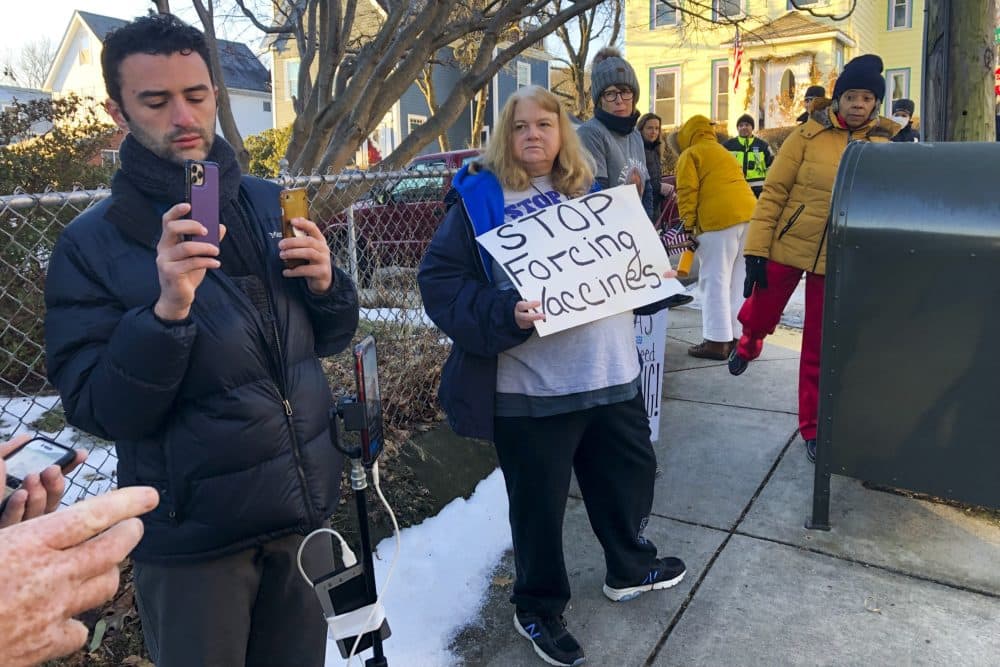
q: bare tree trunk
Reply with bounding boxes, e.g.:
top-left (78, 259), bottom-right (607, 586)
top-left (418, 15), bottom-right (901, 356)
top-left (470, 86), bottom-right (489, 147)
top-left (922, 0), bottom-right (996, 141)
top-left (192, 0), bottom-right (250, 171)
top-left (151, 0), bottom-right (171, 13)
top-left (416, 65), bottom-right (450, 152)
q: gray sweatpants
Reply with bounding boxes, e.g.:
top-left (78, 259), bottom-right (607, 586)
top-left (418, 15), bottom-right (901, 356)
top-left (133, 531), bottom-right (334, 667)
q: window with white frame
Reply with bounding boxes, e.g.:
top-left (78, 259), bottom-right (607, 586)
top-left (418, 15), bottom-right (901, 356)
top-left (888, 0), bottom-right (911, 30)
top-left (407, 114), bottom-right (426, 136)
top-left (713, 0), bottom-right (743, 20)
top-left (78, 35), bottom-right (91, 65)
top-left (712, 61), bottom-right (729, 124)
top-left (653, 66), bottom-right (681, 128)
top-left (884, 68), bottom-right (910, 115)
top-left (834, 44), bottom-right (845, 74)
top-left (285, 59), bottom-right (300, 100)
top-left (516, 62), bottom-right (531, 88)
top-left (651, 0), bottom-right (677, 28)
top-left (101, 150), bottom-right (119, 168)
top-left (263, 100), bottom-right (271, 112)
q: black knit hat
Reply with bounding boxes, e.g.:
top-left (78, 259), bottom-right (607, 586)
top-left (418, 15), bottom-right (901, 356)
top-left (736, 113), bottom-right (755, 129)
top-left (804, 85), bottom-right (826, 99)
top-left (892, 98), bottom-right (915, 115)
top-left (832, 54), bottom-right (885, 101)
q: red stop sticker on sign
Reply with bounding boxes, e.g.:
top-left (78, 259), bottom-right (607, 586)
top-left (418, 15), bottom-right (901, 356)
top-left (995, 66), bottom-right (1000, 96)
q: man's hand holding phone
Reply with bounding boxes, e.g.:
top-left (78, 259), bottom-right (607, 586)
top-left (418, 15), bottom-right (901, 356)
top-left (279, 217), bottom-right (333, 294)
top-left (154, 202), bottom-right (227, 322)
top-left (1, 435), bottom-right (86, 528)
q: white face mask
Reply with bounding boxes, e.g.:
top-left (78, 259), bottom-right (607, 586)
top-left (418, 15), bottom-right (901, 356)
top-left (891, 115), bottom-right (910, 126)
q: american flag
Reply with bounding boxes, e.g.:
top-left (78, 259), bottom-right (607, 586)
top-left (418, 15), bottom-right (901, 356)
top-left (732, 26), bottom-right (743, 93)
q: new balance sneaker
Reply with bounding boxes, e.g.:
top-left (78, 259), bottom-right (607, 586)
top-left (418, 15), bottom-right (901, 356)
top-left (514, 611), bottom-right (586, 666)
top-left (805, 439), bottom-right (817, 463)
top-left (602, 557), bottom-right (687, 602)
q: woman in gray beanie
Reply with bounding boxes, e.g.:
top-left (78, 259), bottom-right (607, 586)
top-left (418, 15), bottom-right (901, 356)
top-left (577, 48), bottom-right (690, 310)
top-left (577, 47), bottom-right (657, 217)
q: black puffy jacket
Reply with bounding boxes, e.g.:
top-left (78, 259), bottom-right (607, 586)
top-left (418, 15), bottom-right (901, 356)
top-left (44, 173), bottom-right (359, 563)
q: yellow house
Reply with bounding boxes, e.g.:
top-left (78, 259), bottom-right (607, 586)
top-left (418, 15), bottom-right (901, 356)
top-left (624, 0), bottom-right (924, 132)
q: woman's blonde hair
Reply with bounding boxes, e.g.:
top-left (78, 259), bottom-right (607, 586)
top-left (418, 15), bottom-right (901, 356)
top-left (479, 85), bottom-right (593, 197)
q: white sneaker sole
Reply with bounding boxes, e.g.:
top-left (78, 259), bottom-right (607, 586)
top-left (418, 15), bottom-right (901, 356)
top-left (602, 570), bottom-right (686, 602)
top-left (513, 613), bottom-right (586, 667)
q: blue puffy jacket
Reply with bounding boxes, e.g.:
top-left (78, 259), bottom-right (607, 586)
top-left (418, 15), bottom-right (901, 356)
top-left (44, 172), bottom-right (359, 563)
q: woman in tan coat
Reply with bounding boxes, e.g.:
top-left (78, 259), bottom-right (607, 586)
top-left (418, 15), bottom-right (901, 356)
top-left (729, 54), bottom-right (899, 463)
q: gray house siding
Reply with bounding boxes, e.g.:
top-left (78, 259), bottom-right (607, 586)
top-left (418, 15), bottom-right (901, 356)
top-left (400, 50), bottom-right (552, 155)
top-left (487, 54), bottom-right (552, 134)
top-left (399, 48), bottom-right (473, 155)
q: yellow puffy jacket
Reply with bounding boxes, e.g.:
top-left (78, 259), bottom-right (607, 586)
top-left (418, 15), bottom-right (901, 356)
top-left (743, 99), bottom-right (899, 275)
top-left (670, 115), bottom-right (756, 235)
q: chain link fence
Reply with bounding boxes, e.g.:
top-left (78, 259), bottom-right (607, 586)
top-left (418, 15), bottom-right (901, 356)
top-left (0, 168), bottom-right (456, 503)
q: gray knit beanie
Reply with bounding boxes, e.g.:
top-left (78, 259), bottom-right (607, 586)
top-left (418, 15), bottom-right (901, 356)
top-left (590, 47), bottom-right (640, 105)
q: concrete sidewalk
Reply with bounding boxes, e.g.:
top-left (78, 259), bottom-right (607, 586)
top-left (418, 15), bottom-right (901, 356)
top-left (454, 307), bottom-right (1000, 666)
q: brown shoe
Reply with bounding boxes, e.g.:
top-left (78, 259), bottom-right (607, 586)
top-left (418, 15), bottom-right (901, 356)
top-left (688, 339), bottom-right (733, 360)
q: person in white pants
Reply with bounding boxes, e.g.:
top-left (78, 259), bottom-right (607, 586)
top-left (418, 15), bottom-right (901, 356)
top-left (696, 224), bottom-right (749, 351)
top-left (670, 115), bottom-right (758, 360)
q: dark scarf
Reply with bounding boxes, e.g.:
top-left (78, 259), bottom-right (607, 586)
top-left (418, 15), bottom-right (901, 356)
top-left (595, 108), bottom-right (640, 136)
top-left (642, 137), bottom-right (661, 151)
top-left (117, 134), bottom-right (262, 280)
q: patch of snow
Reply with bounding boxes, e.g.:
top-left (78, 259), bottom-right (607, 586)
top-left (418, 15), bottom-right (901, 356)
top-left (327, 469), bottom-right (510, 667)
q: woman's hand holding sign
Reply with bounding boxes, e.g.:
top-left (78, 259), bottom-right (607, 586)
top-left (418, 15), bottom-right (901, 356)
top-left (515, 300), bottom-right (546, 330)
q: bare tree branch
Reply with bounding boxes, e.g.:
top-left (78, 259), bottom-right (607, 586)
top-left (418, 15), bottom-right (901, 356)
top-left (1, 39), bottom-right (56, 89)
top-left (217, 0), bottom-right (601, 176)
top-left (788, 0), bottom-right (857, 21)
top-left (191, 0), bottom-right (250, 170)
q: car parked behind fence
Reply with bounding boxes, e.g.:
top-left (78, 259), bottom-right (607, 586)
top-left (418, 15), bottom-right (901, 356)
top-left (323, 149), bottom-right (481, 286)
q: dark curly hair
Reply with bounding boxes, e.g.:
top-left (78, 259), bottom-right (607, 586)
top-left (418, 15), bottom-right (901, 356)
top-left (101, 14), bottom-right (214, 109)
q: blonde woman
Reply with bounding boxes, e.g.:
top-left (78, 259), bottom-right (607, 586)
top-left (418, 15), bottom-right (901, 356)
top-left (419, 86), bottom-right (685, 667)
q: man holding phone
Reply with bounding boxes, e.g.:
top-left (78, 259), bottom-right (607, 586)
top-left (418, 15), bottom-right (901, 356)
top-left (44, 14), bottom-right (359, 667)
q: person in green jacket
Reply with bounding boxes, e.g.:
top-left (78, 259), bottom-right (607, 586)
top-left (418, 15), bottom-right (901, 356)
top-left (722, 114), bottom-right (774, 197)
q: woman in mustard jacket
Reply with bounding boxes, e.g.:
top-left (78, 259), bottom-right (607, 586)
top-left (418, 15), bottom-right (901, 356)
top-left (671, 115), bottom-right (757, 360)
top-left (729, 55), bottom-right (899, 463)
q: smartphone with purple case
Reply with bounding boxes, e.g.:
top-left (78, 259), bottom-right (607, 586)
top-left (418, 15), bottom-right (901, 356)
top-left (185, 160), bottom-right (220, 247)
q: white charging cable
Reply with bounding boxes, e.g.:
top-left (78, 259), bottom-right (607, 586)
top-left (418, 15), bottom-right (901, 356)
top-left (345, 460), bottom-right (402, 664)
top-left (296, 527), bottom-right (358, 584)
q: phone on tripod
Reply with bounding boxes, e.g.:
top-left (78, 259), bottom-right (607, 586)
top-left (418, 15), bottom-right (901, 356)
top-left (354, 335), bottom-right (383, 467)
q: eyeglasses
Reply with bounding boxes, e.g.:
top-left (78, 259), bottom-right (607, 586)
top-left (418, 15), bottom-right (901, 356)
top-left (601, 88), bottom-right (635, 103)
top-left (804, 97), bottom-right (816, 103)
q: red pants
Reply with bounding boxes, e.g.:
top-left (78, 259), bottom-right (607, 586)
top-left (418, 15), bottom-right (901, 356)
top-left (736, 260), bottom-right (824, 441)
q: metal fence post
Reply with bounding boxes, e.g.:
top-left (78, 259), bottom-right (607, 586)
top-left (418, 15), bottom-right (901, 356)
top-left (345, 203), bottom-right (360, 287)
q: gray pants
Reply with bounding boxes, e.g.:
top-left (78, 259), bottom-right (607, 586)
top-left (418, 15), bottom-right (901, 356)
top-left (134, 531), bottom-right (333, 667)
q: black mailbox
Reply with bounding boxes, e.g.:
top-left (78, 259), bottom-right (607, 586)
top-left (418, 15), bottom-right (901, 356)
top-left (809, 141), bottom-right (1000, 530)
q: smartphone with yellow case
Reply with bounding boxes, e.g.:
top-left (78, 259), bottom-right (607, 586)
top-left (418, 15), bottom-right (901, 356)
top-left (279, 188), bottom-right (310, 269)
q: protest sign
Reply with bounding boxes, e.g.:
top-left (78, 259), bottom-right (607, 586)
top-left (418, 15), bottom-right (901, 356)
top-left (476, 185), bottom-right (684, 336)
top-left (635, 311), bottom-right (668, 442)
